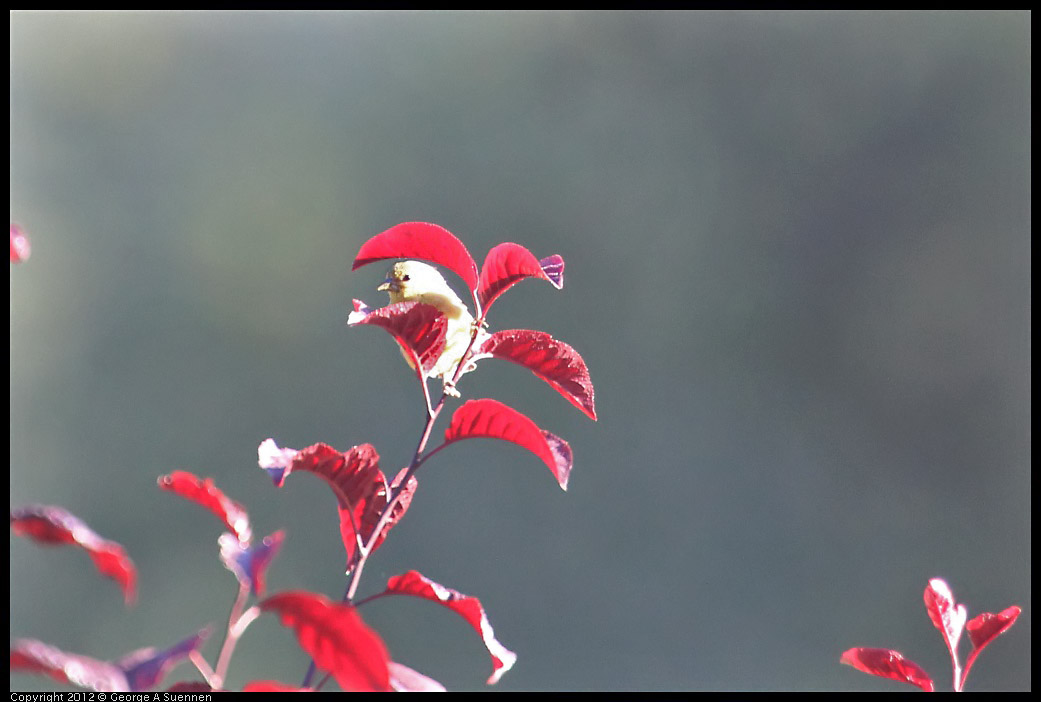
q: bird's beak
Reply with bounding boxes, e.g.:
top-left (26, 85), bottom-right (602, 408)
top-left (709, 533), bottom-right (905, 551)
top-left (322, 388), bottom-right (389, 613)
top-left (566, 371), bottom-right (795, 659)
top-left (378, 278), bottom-right (399, 293)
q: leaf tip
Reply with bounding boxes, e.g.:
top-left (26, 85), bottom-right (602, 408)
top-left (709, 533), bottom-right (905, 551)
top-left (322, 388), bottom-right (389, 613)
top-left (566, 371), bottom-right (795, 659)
top-left (542, 430), bottom-right (573, 491)
top-left (539, 254), bottom-right (564, 289)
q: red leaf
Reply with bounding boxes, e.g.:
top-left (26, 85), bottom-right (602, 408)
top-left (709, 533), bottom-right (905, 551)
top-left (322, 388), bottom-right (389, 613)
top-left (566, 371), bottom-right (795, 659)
top-left (477, 243), bottom-right (564, 314)
top-left (383, 571), bottom-right (517, 685)
top-left (347, 299), bottom-right (448, 377)
top-left (961, 605), bottom-right (1021, 689)
top-left (261, 592), bottom-right (391, 692)
top-left (352, 222), bottom-right (480, 295)
top-left (158, 471), bottom-right (252, 544)
top-left (10, 631), bottom-right (208, 693)
top-left (11, 640), bottom-right (129, 692)
top-left (257, 441), bottom-right (412, 570)
top-left (840, 647), bottom-right (935, 692)
top-left (11, 505), bottom-right (137, 605)
top-left (90, 547), bottom-right (139, 606)
top-left (966, 605), bottom-right (1021, 651)
top-left (116, 628), bottom-right (211, 692)
top-left (11, 223), bottom-right (31, 263)
top-left (445, 399), bottom-right (573, 490)
top-left (10, 508), bottom-right (77, 544)
top-left (924, 578), bottom-right (966, 660)
top-left (219, 530), bottom-right (285, 596)
top-left (478, 329), bottom-right (597, 420)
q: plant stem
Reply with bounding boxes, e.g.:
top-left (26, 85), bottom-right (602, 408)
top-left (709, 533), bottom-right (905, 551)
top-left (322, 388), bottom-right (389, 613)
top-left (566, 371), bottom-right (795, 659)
top-left (342, 320), bottom-right (484, 604)
top-left (211, 582), bottom-right (251, 688)
top-left (189, 650), bottom-right (217, 688)
top-left (343, 389), bottom-right (441, 603)
top-left (302, 315), bottom-right (485, 690)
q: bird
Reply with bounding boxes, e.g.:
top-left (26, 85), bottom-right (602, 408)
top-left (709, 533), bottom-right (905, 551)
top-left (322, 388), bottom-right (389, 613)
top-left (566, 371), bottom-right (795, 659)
top-left (378, 260), bottom-right (487, 395)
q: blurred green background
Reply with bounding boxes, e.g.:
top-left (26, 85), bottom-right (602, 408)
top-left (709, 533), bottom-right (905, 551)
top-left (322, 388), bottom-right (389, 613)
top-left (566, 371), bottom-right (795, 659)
top-left (10, 11), bottom-right (1029, 692)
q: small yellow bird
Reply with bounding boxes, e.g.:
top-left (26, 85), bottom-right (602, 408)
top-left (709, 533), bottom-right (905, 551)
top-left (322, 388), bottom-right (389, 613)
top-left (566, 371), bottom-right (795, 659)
top-left (378, 260), bottom-right (487, 395)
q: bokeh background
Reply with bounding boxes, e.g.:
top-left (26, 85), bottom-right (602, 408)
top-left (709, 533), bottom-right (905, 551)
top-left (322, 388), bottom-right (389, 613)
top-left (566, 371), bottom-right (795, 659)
top-left (10, 11), bottom-right (1029, 692)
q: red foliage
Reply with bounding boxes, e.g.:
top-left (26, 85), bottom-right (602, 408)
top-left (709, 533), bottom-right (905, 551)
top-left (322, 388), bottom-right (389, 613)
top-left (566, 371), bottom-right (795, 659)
top-left (352, 222), bottom-right (480, 295)
top-left (261, 592), bottom-right (392, 692)
top-left (445, 398), bottom-right (573, 490)
top-left (383, 570), bottom-right (517, 685)
top-left (924, 578), bottom-right (967, 661)
top-left (11, 222), bottom-right (596, 694)
top-left (840, 647), bottom-right (934, 692)
top-left (966, 605), bottom-right (1022, 651)
top-left (11, 640), bottom-right (129, 692)
top-left (843, 579), bottom-right (1021, 691)
top-left (351, 224), bottom-right (571, 324)
top-left (158, 471), bottom-right (252, 544)
top-left (117, 629), bottom-right (212, 692)
top-left (347, 299), bottom-right (448, 377)
top-left (479, 329), bottom-right (597, 420)
top-left (258, 441), bottom-right (413, 570)
top-left (10, 505), bottom-right (137, 605)
top-left (477, 242), bottom-right (564, 314)
top-left (11, 631), bottom-right (208, 693)
top-left (962, 605), bottom-right (1022, 687)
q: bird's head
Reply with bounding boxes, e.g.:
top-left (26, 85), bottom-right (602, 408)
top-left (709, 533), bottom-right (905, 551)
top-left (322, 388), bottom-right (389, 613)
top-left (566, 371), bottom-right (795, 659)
top-left (378, 260), bottom-right (453, 303)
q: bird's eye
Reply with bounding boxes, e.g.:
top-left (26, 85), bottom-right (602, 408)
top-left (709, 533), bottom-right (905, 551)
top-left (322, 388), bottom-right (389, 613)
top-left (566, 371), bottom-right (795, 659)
top-left (401, 275), bottom-right (410, 281)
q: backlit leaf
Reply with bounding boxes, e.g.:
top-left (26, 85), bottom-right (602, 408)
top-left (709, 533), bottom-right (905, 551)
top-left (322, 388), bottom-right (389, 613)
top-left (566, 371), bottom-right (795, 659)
top-left (11, 505), bottom-right (137, 605)
top-left (11, 640), bottom-right (129, 692)
top-left (117, 629), bottom-right (211, 692)
top-left (158, 471), bottom-right (252, 544)
top-left (924, 578), bottom-right (967, 660)
top-left (352, 222), bottom-right (479, 295)
top-left (961, 605), bottom-right (1021, 689)
top-left (477, 243), bottom-right (563, 314)
top-left (11, 630), bottom-right (209, 693)
top-left (840, 647), bottom-right (934, 692)
top-left (966, 605), bottom-right (1021, 651)
top-left (383, 570), bottom-right (517, 685)
top-left (257, 441), bottom-right (411, 570)
top-left (261, 592), bottom-right (391, 692)
top-left (479, 329), bottom-right (596, 420)
top-left (347, 299), bottom-right (448, 377)
top-left (444, 399), bottom-right (573, 490)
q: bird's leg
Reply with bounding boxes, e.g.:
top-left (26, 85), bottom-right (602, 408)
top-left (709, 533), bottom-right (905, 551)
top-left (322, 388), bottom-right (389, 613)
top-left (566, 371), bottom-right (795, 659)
top-left (442, 378), bottom-right (461, 398)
